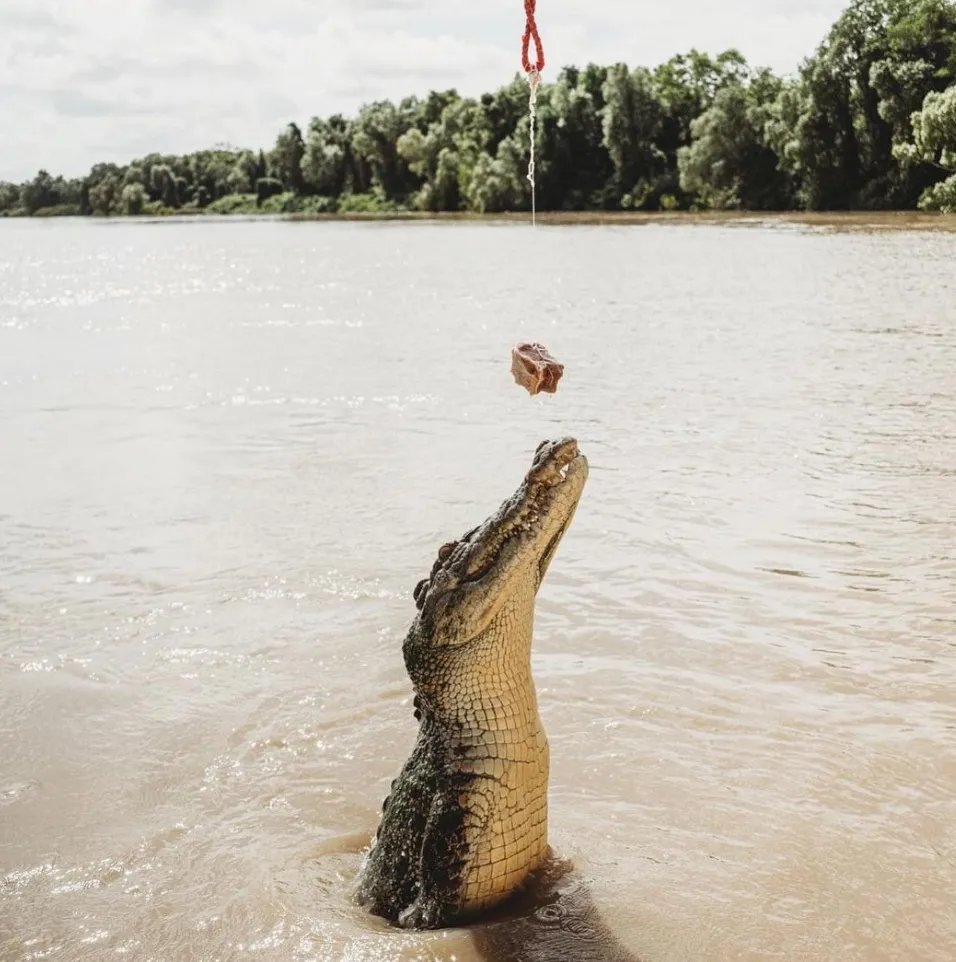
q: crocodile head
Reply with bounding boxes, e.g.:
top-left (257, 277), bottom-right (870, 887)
top-left (406, 437), bottom-right (588, 686)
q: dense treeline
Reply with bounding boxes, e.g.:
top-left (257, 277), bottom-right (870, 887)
top-left (3, 0), bottom-right (956, 218)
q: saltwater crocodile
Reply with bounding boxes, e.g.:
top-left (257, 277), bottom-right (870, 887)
top-left (354, 437), bottom-right (588, 930)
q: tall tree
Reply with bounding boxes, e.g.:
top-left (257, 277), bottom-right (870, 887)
top-left (270, 122), bottom-right (306, 194)
top-left (351, 101), bottom-right (417, 199)
top-left (679, 70), bottom-right (795, 209)
top-left (894, 84), bottom-right (956, 208)
top-left (772, 0), bottom-right (956, 209)
top-left (602, 64), bottom-right (667, 207)
top-left (302, 115), bottom-right (352, 196)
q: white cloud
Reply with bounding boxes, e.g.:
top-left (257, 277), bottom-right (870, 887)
top-left (0, 0), bottom-right (847, 181)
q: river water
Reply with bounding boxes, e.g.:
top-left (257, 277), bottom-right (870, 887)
top-left (0, 217), bottom-right (954, 962)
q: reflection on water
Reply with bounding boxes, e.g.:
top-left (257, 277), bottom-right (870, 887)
top-left (468, 855), bottom-right (641, 962)
top-left (0, 218), bottom-right (954, 962)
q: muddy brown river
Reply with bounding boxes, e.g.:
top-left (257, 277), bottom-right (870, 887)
top-left (1, 218), bottom-right (954, 961)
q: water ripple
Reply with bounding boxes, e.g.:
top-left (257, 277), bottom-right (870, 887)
top-left (0, 220), bottom-right (954, 962)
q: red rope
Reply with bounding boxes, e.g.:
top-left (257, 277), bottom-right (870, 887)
top-left (521, 0), bottom-right (545, 74)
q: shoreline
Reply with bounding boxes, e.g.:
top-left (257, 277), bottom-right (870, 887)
top-left (288, 210), bottom-right (956, 231)
top-left (4, 210), bottom-right (956, 232)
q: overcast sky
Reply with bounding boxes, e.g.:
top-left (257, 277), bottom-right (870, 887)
top-left (1, 0), bottom-right (848, 182)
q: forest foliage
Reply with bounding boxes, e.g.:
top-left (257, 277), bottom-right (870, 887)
top-left (3, 0), bottom-right (956, 218)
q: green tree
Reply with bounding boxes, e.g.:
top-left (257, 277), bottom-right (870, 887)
top-left (120, 183), bottom-right (145, 215)
top-left (270, 122), bottom-right (306, 194)
top-left (465, 137), bottom-right (527, 212)
top-left (88, 173), bottom-right (121, 215)
top-left (351, 100), bottom-right (417, 200)
top-left (395, 92), bottom-right (485, 211)
top-left (302, 115), bottom-right (352, 196)
top-left (82, 164), bottom-right (122, 215)
top-left (0, 182), bottom-right (19, 213)
top-left (654, 49), bottom-right (750, 179)
top-left (602, 64), bottom-right (667, 207)
top-left (149, 164), bottom-right (180, 208)
top-left (6, 0), bottom-right (956, 219)
top-left (20, 170), bottom-right (60, 214)
top-left (226, 150), bottom-right (258, 194)
top-left (679, 70), bottom-right (795, 209)
top-left (480, 76), bottom-right (531, 152)
top-left (123, 165), bottom-right (145, 187)
top-left (774, 0), bottom-right (956, 209)
top-left (532, 66), bottom-right (614, 209)
top-left (895, 84), bottom-right (956, 208)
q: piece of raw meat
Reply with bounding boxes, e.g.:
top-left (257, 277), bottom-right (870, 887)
top-left (511, 342), bottom-right (564, 396)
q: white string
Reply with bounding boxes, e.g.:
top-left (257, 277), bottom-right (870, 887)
top-left (527, 69), bottom-right (540, 228)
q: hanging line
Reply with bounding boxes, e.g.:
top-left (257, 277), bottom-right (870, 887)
top-left (521, 0), bottom-right (545, 227)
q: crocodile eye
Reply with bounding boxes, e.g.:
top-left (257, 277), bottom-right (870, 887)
top-left (438, 542), bottom-right (457, 561)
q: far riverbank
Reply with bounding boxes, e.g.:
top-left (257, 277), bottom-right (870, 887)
top-left (4, 210), bottom-right (956, 233)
